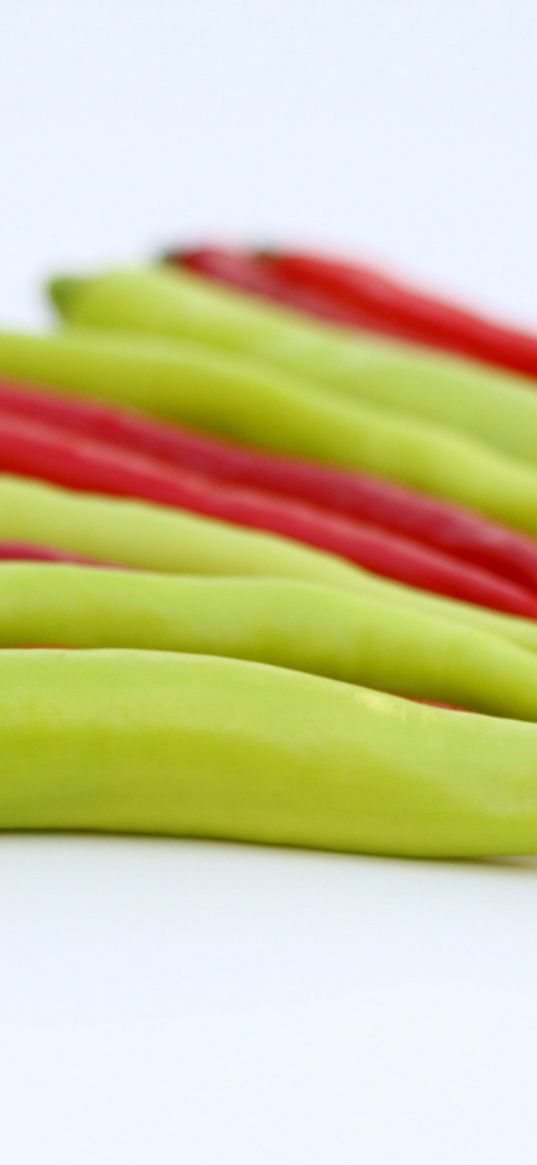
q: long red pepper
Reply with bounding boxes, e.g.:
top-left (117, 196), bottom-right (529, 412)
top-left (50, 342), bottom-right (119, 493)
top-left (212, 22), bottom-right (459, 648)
top-left (0, 541), bottom-right (100, 565)
top-left (4, 378), bottom-right (537, 594)
top-left (4, 407), bottom-right (537, 617)
top-left (262, 250), bottom-right (537, 379)
top-left (169, 247), bottom-right (411, 339)
top-left (176, 245), bottom-right (537, 379)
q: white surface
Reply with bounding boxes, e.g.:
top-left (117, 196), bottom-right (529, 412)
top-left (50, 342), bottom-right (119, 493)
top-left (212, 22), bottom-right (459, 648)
top-left (1, 2), bottom-right (537, 1161)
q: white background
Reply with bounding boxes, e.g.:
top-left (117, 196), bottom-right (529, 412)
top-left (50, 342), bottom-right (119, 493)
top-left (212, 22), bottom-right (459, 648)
top-left (1, 2), bottom-right (537, 1161)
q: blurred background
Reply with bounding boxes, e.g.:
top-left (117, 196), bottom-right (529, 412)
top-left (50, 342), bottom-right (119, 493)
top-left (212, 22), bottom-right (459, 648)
top-left (1, 3), bottom-right (537, 1163)
top-left (2, 0), bottom-right (537, 326)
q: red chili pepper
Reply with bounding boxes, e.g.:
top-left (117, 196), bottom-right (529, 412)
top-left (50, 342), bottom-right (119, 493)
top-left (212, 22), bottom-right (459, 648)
top-left (170, 247), bottom-right (410, 339)
top-left (4, 378), bottom-right (537, 594)
top-left (173, 246), bottom-right (537, 379)
top-left (0, 541), bottom-right (100, 565)
top-left (1, 406), bottom-right (537, 619)
top-left (262, 250), bottom-right (537, 379)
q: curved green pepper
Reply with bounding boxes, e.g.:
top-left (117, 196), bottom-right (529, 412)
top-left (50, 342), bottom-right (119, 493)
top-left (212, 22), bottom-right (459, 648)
top-left (2, 648), bottom-right (537, 857)
top-left (50, 266), bottom-right (537, 470)
top-left (5, 563), bottom-right (537, 719)
top-left (3, 473), bottom-right (537, 652)
top-left (1, 327), bottom-right (537, 537)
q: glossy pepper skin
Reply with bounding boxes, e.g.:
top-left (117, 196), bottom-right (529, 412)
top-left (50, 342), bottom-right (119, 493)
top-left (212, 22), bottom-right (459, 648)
top-left (266, 250), bottom-right (537, 380)
top-left (3, 474), bottom-right (537, 653)
top-left (3, 648), bottom-right (537, 858)
top-left (3, 380), bottom-right (537, 593)
top-left (2, 331), bottom-right (537, 540)
top-left (5, 563), bottom-right (537, 721)
top-left (1, 409), bottom-right (536, 617)
top-left (49, 266), bottom-right (537, 472)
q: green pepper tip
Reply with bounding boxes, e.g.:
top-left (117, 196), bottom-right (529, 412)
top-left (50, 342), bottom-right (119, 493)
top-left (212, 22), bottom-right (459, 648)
top-left (47, 275), bottom-right (85, 319)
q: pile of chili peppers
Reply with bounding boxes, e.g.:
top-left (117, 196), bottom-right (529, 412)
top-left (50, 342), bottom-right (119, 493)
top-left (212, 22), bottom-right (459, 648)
top-left (3, 245), bottom-right (537, 858)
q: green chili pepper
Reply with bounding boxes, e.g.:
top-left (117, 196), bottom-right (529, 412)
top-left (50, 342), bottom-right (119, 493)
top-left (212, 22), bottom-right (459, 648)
top-left (3, 648), bottom-right (537, 857)
top-left (50, 266), bottom-right (537, 470)
top-left (2, 473), bottom-right (537, 652)
top-left (1, 329), bottom-right (537, 539)
top-left (4, 562), bottom-right (537, 721)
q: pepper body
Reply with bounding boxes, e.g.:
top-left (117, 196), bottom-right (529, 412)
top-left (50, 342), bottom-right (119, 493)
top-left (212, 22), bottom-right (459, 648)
top-left (50, 266), bottom-right (537, 470)
top-left (175, 246), bottom-right (537, 379)
top-left (173, 247), bottom-right (411, 338)
top-left (4, 563), bottom-right (537, 720)
top-left (2, 330), bottom-right (537, 539)
top-left (0, 408), bottom-right (534, 616)
top-left (3, 474), bottom-right (537, 651)
top-left (3, 648), bottom-right (537, 857)
top-left (3, 379), bottom-right (537, 592)
top-left (267, 250), bottom-right (537, 379)
top-left (0, 540), bottom-right (99, 564)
